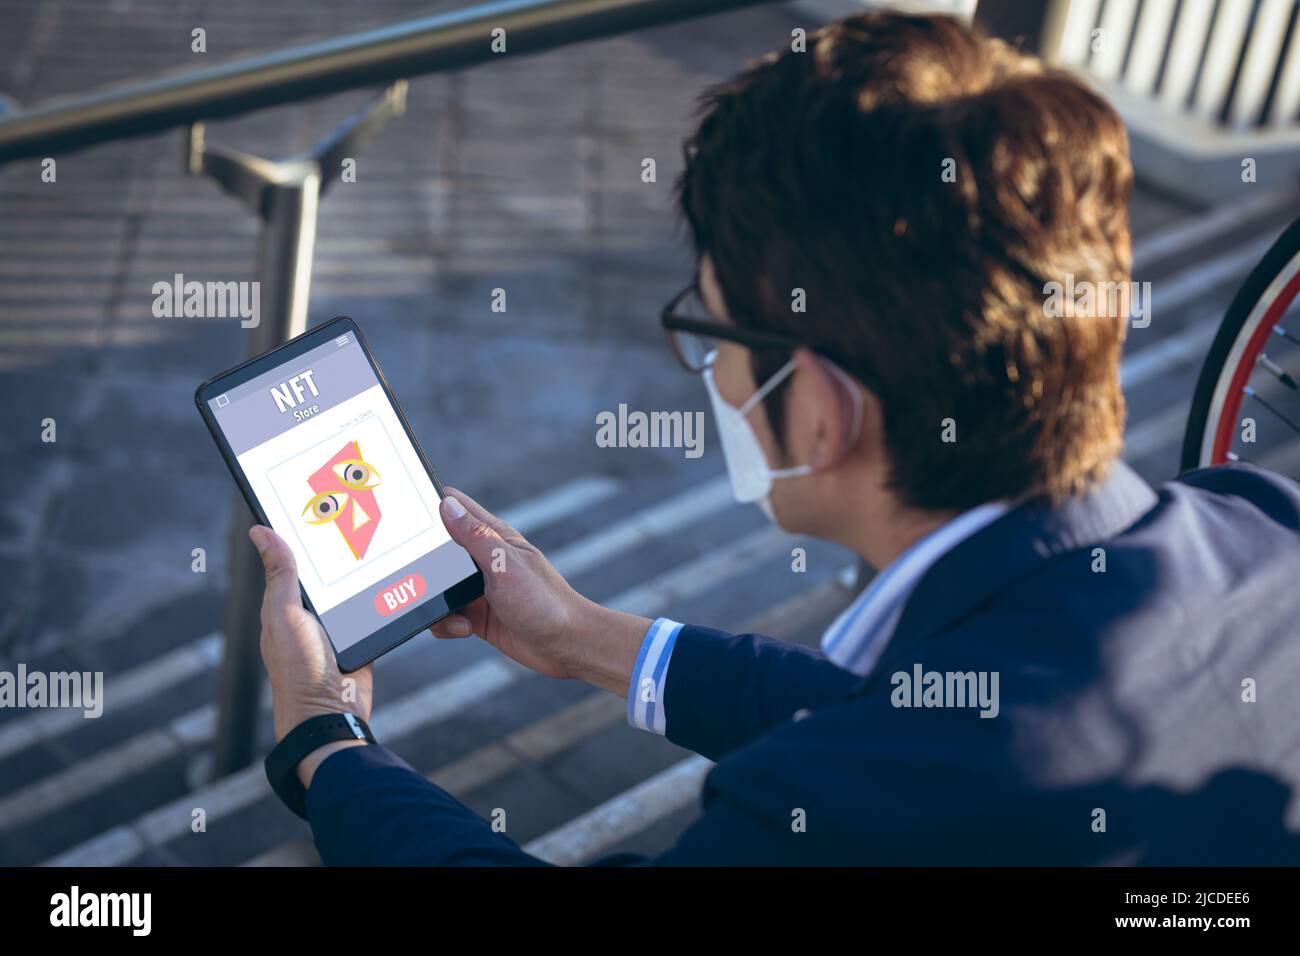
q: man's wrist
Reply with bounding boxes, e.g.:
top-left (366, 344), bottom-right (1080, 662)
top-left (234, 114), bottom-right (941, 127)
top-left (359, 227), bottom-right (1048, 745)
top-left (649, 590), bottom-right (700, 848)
top-left (270, 703), bottom-right (375, 788)
top-left (265, 712), bottom-right (377, 818)
top-left (274, 699), bottom-right (364, 744)
top-left (568, 601), bottom-right (653, 697)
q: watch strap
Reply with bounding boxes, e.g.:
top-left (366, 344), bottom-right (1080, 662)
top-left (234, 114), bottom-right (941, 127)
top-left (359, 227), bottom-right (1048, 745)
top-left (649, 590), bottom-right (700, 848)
top-left (265, 712), bottom-right (376, 820)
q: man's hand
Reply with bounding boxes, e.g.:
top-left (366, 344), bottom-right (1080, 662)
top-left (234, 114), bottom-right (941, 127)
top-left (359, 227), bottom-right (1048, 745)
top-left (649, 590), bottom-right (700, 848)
top-left (250, 526), bottom-right (373, 784)
top-left (431, 488), bottom-right (651, 697)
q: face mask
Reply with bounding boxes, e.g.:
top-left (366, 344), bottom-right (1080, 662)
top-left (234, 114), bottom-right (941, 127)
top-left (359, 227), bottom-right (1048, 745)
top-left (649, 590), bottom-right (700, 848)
top-left (703, 356), bottom-right (863, 515)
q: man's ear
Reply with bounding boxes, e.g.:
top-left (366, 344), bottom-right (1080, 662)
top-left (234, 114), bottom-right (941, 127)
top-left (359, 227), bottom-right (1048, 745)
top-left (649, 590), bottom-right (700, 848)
top-left (794, 348), bottom-right (865, 470)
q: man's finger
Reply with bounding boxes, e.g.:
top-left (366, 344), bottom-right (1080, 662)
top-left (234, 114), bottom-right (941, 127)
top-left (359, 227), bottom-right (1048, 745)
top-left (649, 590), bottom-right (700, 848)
top-left (429, 613), bottom-right (472, 639)
top-left (249, 525), bottom-right (300, 614)
top-left (440, 493), bottom-right (513, 566)
top-left (441, 487), bottom-right (524, 543)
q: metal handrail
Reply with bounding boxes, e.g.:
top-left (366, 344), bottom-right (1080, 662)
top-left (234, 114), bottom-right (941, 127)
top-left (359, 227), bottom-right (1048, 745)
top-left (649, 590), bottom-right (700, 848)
top-left (0, 0), bottom-right (774, 164)
top-left (0, 0), bottom-right (779, 777)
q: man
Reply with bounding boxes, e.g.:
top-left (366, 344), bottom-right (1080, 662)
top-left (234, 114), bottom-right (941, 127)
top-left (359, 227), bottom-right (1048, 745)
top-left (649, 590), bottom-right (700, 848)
top-left (250, 12), bottom-right (1300, 864)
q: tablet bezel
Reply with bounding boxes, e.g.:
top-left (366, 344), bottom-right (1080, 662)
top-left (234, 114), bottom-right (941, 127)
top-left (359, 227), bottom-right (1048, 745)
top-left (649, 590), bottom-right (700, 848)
top-left (195, 315), bottom-right (484, 672)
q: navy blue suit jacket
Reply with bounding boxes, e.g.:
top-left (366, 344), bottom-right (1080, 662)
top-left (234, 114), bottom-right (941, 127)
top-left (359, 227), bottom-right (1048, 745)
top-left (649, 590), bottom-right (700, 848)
top-left (306, 462), bottom-right (1300, 865)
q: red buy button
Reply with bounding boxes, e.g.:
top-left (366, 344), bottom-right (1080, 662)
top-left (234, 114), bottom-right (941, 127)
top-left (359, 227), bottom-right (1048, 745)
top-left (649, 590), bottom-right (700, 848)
top-left (374, 573), bottom-right (427, 617)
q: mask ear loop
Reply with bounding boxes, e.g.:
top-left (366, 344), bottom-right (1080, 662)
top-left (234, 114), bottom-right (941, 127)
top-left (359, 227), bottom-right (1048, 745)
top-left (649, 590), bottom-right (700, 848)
top-left (730, 354), bottom-right (864, 481)
top-left (780, 358), bottom-right (864, 478)
top-left (823, 360), bottom-right (865, 450)
top-left (738, 356), bottom-right (799, 416)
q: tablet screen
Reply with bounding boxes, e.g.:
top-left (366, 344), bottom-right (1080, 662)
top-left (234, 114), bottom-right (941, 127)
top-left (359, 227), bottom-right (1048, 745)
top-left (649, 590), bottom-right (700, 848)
top-left (204, 329), bottom-right (476, 652)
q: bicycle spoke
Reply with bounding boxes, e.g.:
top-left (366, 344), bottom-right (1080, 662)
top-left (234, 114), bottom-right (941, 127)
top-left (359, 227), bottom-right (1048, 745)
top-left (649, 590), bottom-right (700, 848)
top-left (1244, 385), bottom-right (1300, 436)
top-left (1274, 325), bottom-right (1300, 347)
top-left (1255, 352), bottom-right (1298, 390)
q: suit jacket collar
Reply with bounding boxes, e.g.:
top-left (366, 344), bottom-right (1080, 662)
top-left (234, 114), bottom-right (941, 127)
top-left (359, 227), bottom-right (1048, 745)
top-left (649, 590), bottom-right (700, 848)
top-left (860, 460), bottom-right (1159, 685)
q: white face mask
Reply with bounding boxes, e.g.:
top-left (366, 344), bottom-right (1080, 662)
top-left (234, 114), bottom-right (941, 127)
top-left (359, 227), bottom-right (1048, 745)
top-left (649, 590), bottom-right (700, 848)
top-left (703, 355), bottom-right (863, 517)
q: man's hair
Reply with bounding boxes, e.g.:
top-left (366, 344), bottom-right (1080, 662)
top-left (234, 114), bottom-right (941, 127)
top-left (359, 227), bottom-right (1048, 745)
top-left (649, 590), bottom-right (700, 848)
top-left (676, 12), bottom-right (1133, 510)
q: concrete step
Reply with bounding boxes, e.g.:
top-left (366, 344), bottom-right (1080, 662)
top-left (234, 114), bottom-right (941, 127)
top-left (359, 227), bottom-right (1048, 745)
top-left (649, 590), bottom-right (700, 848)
top-left (1, 466), bottom-right (850, 865)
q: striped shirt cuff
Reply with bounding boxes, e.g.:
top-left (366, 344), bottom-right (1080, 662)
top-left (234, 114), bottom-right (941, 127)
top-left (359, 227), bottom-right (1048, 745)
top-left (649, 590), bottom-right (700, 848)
top-left (627, 617), bottom-right (684, 736)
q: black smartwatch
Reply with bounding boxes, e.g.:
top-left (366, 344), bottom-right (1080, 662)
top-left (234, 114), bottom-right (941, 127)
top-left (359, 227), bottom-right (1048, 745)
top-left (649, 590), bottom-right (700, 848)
top-left (265, 712), bottom-right (376, 819)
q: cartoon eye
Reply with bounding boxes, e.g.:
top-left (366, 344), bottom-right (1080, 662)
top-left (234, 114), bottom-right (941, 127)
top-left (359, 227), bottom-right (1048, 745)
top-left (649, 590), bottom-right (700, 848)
top-left (303, 491), bottom-right (350, 524)
top-left (334, 458), bottom-right (381, 490)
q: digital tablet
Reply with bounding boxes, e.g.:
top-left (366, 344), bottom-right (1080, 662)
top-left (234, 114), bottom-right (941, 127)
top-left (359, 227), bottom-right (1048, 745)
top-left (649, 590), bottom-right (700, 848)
top-left (196, 316), bottom-right (484, 671)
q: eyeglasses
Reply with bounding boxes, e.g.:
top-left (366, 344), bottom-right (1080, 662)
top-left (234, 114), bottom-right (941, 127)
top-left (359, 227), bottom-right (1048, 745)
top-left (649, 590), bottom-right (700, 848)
top-left (659, 283), bottom-right (804, 373)
top-left (658, 282), bottom-right (881, 402)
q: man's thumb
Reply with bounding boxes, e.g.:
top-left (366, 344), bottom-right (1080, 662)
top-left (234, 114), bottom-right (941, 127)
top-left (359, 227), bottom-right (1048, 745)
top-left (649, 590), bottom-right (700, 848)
top-left (440, 495), bottom-right (504, 564)
top-left (249, 525), bottom-right (299, 610)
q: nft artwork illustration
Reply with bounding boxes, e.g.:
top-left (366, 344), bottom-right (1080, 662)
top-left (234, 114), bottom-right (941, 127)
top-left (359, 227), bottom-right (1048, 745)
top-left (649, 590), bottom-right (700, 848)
top-left (302, 440), bottom-right (383, 560)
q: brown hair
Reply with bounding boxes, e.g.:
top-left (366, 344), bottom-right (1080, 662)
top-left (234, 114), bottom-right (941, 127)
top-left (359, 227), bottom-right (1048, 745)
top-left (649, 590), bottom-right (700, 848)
top-left (676, 12), bottom-right (1133, 510)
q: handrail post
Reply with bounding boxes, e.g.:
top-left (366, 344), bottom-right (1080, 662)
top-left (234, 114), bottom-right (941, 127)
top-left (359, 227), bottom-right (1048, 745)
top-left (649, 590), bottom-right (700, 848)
top-left (210, 175), bottom-right (319, 776)
top-left (198, 84), bottom-right (405, 777)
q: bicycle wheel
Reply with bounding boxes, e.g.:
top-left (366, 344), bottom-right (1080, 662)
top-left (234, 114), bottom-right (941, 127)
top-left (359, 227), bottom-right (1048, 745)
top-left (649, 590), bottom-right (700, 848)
top-left (1181, 214), bottom-right (1300, 477)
